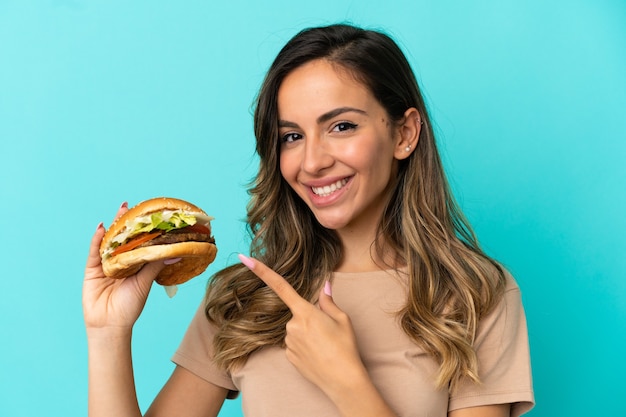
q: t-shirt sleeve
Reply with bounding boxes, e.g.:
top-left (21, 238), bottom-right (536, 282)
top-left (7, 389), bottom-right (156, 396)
top-left (448, 273), bottom-right (535, 416)
top-left (171, 302), bottom-right (239, 398)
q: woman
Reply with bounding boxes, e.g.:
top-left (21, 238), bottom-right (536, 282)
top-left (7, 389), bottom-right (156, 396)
top-left (84, 24), bottom-right (534, 417)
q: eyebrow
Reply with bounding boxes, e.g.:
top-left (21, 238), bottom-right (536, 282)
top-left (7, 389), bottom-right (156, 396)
top-left (278, 107), bottom-right (367, 128)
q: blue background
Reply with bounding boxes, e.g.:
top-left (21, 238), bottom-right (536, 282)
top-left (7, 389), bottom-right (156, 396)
top-left (1, 0), bottom-right (624, 416)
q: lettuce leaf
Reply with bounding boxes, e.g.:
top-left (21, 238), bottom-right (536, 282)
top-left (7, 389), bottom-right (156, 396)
top-left (130, 211), bottom-right (197, 236)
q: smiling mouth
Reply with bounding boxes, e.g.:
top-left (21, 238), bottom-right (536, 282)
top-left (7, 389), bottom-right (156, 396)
top-left (311, 178), bottom-right (349, 197)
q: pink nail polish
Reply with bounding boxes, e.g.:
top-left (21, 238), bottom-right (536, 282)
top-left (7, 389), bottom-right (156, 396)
top-left (164, 258), bottom-right (182, 265)
top-left (238, 254), bottom-right (256, 270)
top-left (324, 281), bottom-right (332, 296)
top-left (96, 222), bottom-right (104, 231)
top-left (120, 201), bottom-right (128, 210)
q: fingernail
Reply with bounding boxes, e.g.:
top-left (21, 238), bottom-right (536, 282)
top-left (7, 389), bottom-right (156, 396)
top-left (324, 281), bottom-right (332, 296)
top-left (164, 257), bottom-right (182, 265)
top-left (238, 253), bottom-right (256, 270)
top-left (120, 201), bottom-right (128, 210)
top-left (96, 222), bottom-right (104, 231)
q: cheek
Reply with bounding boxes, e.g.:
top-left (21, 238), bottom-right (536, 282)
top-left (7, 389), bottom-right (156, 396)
top-left (343, 135), bottom-right (392, 169)
top-left (279, 151), bottom-right (296, 183)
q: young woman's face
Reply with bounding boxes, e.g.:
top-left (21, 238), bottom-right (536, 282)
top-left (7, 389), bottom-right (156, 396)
top-left (277, 59), bottom-right (403, 234)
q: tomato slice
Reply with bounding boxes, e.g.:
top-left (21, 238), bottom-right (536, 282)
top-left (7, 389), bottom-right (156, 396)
top-left (184, 223), bottom-right (212, 234)
top-left (110, 232), bottom-right (163, 257)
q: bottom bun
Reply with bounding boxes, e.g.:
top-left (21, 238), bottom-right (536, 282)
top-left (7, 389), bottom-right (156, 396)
top-left (102, 241), bottom-right (217, 286)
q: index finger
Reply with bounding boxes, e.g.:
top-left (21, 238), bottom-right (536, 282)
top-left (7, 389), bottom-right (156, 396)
top-left (238, 254), bottom-right (307, 311)
top-left (86, 202), bottom-right (129, 270)
top-left (113, 201), bottom-right (129, 222)
top-left (85, 223), bottom-right (106, 270)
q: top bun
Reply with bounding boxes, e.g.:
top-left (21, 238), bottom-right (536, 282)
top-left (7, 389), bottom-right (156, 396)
top-left (99, 197), bottom-right (217, 285)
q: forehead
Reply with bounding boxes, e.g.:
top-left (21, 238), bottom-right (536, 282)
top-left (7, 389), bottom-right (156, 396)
top-left (277, 60), bottom-right (376, 115)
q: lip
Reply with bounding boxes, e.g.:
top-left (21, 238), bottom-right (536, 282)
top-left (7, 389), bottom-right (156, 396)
top-left (302, 176), bottom-right (353, 207)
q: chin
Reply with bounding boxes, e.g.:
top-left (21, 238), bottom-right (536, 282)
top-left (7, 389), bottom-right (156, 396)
top-left (312, 213), bottom-right (351, 231)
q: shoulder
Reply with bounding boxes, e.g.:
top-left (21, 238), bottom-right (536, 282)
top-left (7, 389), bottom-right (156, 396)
top-left (502, 267), bottom-right (521, 292)
top-left (487, 262), bottom-right (523, 310)
top-left (451, 268), bottom-right (535, 415)
top-left (475, 267), bottom-right (527, 347)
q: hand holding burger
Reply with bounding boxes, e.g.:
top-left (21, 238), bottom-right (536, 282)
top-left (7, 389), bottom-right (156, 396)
top-left (99, 197), bottom-right (217, 286)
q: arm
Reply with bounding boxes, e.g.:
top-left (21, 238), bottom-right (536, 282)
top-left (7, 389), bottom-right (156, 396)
top-left (238, 255), bottom-right (398, 417)
top-left (87, 326), bottom-right (227, 417)
top-left (86, 326), bottom-right (141, 416)
top-left (84, 208), bottom-right (226, 417)
top-left (83, 216), bottom-right (156, 417)
top-left (239, 256), bottom-right (522, 417)
top-left (319, 365), bottom-right (398, 417)
top-left (284, 284), bottom-right (397, 417)
top-left (146, 366), bottom-right (228, 417)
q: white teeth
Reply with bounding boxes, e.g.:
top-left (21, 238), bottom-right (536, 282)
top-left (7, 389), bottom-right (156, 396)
top-left (311, 178), bottom-right (348, 197)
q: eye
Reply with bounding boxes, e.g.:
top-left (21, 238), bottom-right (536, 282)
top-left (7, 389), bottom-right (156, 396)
top-left (332, 122), bottom-right (358, 132)
top-left (280, 132), bottom-right (303, 144)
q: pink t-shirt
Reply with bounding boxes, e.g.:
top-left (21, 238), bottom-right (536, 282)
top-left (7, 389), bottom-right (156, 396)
top-left (172, 269), bottom-right (534, 416)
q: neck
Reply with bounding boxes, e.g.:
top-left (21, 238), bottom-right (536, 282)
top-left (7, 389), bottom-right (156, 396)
top-left (334, 226), bottom-right (397, 273)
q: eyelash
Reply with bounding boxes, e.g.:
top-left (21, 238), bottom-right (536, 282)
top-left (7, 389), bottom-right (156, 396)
top-left (280, 122), bottom-right (358, 143)
top-left (281, 132), bottom-right (302, 143)
top-left (333, 122), bottom-right (358, 132)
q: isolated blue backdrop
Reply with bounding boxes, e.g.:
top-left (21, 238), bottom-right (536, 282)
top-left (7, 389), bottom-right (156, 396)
top-left (0, 1), bottom-right (624, 416)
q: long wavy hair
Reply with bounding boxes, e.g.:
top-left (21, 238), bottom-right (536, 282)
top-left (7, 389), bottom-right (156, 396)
top-left (205, 23), bottom-right (506, 391)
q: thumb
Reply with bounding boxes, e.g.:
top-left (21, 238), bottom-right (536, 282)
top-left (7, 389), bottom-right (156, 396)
top-left (135, 258), bottom-right (175, 291)
top-left (318, 281), bottom-right (343, 317)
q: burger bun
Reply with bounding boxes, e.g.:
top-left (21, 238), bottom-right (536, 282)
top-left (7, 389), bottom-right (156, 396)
top-left (100, 197), bottom-right (217, 286)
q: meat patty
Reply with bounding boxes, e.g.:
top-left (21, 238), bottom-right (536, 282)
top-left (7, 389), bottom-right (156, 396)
top-left (138, 230), bottom-right (215, 249)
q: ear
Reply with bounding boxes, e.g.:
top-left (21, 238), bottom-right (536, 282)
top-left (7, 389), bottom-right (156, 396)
top-left (394, 107), bottom-right (422, 160)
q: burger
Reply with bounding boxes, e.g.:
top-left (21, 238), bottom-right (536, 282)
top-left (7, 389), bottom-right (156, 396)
top-left (99, 197), bottom-right (217, 286)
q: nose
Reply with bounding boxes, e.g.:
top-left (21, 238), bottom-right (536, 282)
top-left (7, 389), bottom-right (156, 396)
top-left (302, 135), bottom-right (334, 174)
